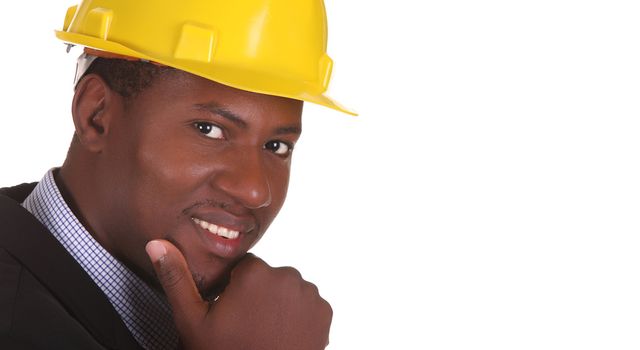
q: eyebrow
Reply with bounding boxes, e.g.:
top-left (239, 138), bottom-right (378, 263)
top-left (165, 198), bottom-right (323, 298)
top-left (274, 125), bottom-right (302, 136)
top-left (194, 103), bottom-right (248, 129)
top-left (194, 102), bottom-right (302, 136)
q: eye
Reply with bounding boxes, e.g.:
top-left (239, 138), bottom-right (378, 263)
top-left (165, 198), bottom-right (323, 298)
top-left (264, 140), bottom-right (292, 156)
top-left (194, 122), bottom-right (224, 139)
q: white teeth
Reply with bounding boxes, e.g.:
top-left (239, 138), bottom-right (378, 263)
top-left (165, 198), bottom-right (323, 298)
top-left (192, 218), bottom-right (240, 240)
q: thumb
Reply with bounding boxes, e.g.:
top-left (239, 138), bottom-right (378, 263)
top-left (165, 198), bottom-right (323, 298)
top-left (145, 239), bottom-right (207, 329)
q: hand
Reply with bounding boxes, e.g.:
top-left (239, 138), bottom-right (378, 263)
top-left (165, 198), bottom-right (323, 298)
top-left (145, 240), bottom-right (332, 350)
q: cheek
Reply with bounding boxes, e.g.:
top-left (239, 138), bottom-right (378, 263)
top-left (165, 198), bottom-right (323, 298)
top-left (128, 136), bottom-right (214, 235)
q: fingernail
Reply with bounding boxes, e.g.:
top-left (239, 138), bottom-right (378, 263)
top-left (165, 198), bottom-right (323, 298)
top-left (145, 240), bottom-right (167, 263)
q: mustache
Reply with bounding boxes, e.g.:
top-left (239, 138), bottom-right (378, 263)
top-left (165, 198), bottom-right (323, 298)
top-left (181, 199), bottom-right (230, 215)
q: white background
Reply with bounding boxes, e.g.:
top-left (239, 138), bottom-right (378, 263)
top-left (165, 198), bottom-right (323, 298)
top-left (1, 1), bottom-right (640, 349)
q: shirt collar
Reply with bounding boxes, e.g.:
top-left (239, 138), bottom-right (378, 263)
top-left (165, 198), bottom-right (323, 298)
top-left (22, 169), bottom-right (179, 350)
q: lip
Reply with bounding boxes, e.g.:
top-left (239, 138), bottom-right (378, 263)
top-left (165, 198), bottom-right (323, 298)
top-left (191, 210), bottom-right (256, 233)
top-left (189, 210), bottom-right (257, 259)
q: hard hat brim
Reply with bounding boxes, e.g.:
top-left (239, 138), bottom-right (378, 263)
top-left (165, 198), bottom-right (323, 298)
top-left (55, 30), bottom-right (357, 116)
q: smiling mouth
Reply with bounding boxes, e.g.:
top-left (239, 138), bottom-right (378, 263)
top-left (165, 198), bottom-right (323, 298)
top-left (192, 217), bottom-right (240, 240)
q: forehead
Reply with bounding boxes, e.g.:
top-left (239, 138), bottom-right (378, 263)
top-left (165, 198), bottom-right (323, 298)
top-left (130, 70), bottom-right (304, 125)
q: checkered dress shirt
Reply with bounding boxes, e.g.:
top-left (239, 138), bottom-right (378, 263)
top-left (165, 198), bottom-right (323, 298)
top-left (22, 169), bottom-right (179, 350)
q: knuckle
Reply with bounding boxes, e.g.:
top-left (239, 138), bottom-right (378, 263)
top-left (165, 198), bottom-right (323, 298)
top-left (276, 266), bottom-right (302, 280)
top-left (310, 286), bottom-right (332, 319)
top-left (231, 254), bottom-right (270, 280)
top-left (317, 298), bottom-right (333, 330)
top-left (251, 256), bottom-right (271, 271)
top-left (305, 281), bottom-right (320, 295)
top-left (237, 254), bottom-right (269, 273)
top-left (322, 299), bottom-right (333, 319)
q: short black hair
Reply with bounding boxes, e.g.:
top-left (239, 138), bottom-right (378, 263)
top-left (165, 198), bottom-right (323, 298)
top-left (79, 57), bottom-right (175, 99)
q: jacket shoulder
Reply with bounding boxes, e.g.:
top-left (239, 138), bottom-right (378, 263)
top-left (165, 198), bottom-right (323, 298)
top-left (0, 183), bottom-right (37, 203)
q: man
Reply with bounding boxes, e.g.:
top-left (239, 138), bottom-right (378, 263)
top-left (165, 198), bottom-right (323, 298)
top-left (0, 0), bottom-right (355, 349)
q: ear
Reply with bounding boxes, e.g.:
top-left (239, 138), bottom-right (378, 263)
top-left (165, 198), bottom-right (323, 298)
top-left (71, 74), bottom-right (122, 152)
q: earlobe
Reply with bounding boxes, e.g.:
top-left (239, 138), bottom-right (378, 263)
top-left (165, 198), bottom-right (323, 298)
top-left (71, 75), bottom-right (119, 152)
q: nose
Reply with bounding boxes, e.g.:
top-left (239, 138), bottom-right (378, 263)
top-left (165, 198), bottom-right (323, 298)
top-left (211, 147), bottom-right (272, 209)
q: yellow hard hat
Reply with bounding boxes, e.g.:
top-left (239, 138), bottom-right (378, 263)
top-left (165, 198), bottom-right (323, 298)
top-left (55, 0), bottom-right (356, 116)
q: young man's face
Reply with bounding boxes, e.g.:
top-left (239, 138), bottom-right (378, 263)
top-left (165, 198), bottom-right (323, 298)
top-left (96, 70), bottom-right (303, 297)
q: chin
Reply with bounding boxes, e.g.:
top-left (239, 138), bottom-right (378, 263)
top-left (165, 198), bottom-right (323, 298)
top-left (192, 271), bottom-right (228, 301)
top-left (190, 254), bottom-right (240, 299)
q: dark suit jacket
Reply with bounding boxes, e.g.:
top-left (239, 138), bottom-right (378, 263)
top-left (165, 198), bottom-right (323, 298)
top-left (0, 183), bottom-right (142, 349)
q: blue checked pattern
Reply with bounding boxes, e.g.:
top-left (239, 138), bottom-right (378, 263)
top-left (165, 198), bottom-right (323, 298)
top-left (22, 169), bottom-right (179, 350)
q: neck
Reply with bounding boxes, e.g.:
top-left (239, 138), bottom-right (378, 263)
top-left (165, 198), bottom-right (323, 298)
top-left (57, 151), bottom-right (115, 254)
